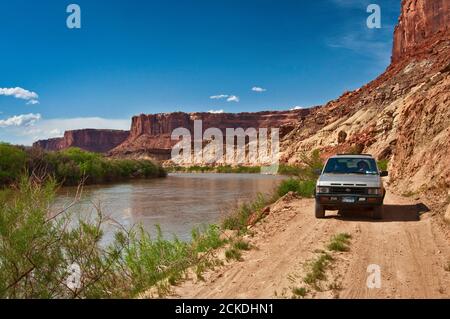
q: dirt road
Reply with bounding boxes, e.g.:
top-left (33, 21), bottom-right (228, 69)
top-left (171, 190), bottom-right (450, 299)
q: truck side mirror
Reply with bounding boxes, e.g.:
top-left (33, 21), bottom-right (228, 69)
top-left (380, 171), bottom-right (388, 177)
top-left (314, 169), bottom-right (322, 175)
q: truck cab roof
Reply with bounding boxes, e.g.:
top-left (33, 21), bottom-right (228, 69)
top-left (330, 154), bottom-right (374, 159)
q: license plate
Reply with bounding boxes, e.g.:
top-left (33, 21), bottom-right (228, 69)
top-left (342, 197), bottom-right (355, 203)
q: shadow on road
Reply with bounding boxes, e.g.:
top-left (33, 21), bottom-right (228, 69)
top-left (326, 202), bottom-right (430, 222)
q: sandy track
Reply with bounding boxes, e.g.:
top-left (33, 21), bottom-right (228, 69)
top-left (171, 191), bottom-right (450, 299)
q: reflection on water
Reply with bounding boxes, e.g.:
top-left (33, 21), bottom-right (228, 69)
top-left (53, 173), bottom-right (284, 241)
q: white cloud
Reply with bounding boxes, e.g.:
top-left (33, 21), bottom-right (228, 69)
top-left (290, 106), bottom-right (306, 110)
top-left (0, 87), bottom-right (39, 104)
top-left (49, 129), bottom-right (62, 136)
top-left (210, 94), bottom-right (229, 100)
top-left (208, 109), bottom-right (224, 114)
top-left (227, 95), bottom-right (240, 103)
top-left (252, 86), bottom-right (267, 93)
top-left (27, 100), bottom-right (40, 105)
top-left (0, 113), bottom-right (42, 127)
top-left (0, 116), bottom-right (130, 146)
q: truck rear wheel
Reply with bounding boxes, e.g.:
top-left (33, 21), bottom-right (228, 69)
top-left (315, 202), bottom-right (325, 219)
top-left (372, 205), bottom-right (383, 220)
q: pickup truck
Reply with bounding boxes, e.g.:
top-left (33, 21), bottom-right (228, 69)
top-left (315, 154), bottom-right (388, 220)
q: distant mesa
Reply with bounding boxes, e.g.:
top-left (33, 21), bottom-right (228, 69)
top-left (33, 129), bottom-right (130, 153)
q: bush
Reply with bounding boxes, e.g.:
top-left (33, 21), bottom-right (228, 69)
top-left (222, 193), bottom-right (272, 233)
top-left (377, 159), bottom-right (389, 171)
top-left (277, 178), bottom-right (316, 198)
top-left (0, 143), bottom-right (27, 185)
top-left (0, 176), bottom-right (228, 298)
top-left (0, 177), bottom-right (132, 298)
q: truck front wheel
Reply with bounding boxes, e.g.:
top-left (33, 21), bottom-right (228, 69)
top-left (315, 202), bottom-right (325, 219)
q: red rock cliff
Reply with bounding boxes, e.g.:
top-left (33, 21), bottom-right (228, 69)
top-left (33, 129), bottom-right (130, 153)
top-left (392, 0), bottom-right (449, 63)
top-left (110, 109), bottom-right (311, 158)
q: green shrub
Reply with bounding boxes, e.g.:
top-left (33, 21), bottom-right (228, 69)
top-left (0, 143), bottom-right (27, 184)
top-left (225, 247), bottom-right (242, 261)
top-left (277, 178), bottom-right (316, 198)
top-left (0, 177), bottom-right (132, 298)
top-left (0, 176), bottom-right (228, 298)
top-left (222, 193), bottom-right (272, 233)
top-left (327, 233), bottom-right (352, 252)
top-left (0, 145), bottom-right (166, 187)
top-left (377, 159), bottom-right (389, 171)
top-left (233, 239), bottom-right (251, 251)
top-left (192, 225), bottom-right (225, 253)
top-left (303, 252), bottom-right (333, 289)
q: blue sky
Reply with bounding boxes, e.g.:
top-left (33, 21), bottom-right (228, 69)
top-left (0, 0), bottom-right (400, 145)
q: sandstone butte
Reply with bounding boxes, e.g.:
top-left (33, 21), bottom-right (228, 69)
top-left (34, 0), bottom-right (449, 206)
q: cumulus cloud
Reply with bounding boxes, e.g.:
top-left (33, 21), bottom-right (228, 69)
top-left (0, 113), bottom-right (42, 127)
top-left (210, 94), bottom-right (229, 100)
top-left (208, 109), bottom-right (225, 114)
top-left (0, 87), bottom-right (39, 104)
top-left (252, 86), bottom-right (267, 93)
top-left (226, 95), bottom-right (240, 103)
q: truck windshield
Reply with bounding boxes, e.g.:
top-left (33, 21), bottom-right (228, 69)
top-left (323, 158), bottom-right (378, 175)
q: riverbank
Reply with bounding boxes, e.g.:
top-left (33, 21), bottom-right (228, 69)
top-left (0, 143), bottom-right (166, 186)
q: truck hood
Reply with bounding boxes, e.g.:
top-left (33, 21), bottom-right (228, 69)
top-left (317, 173), bottom-right (381, 188)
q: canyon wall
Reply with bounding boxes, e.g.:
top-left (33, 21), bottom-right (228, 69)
top-left (33, 129), bottom-right (130, 153)
top-left (392, 0), bottom-right (449, 63)
top-left (109, 109), bottom-right (311, 158)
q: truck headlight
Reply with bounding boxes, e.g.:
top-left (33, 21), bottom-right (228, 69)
top-left (368, 188), bottom-right (381, 195)
top-left (317, 186), bottom-right (330, 194)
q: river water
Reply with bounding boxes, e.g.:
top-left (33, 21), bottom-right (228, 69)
top-left (53, 173), bottom-right (284, 242)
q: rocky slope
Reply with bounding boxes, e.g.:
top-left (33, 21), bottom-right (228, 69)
top-left (33, 129), bottom-right (130, 153)
top-left (281, 0), bottom-right (449, 199)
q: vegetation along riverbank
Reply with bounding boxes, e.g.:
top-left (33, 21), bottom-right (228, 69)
top-left (0, 143), bottom-right (167, 187)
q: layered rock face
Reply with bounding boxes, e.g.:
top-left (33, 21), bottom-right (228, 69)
top-left (109, 110), bottom-right (310, 159)
top-left (281, 0), bottom-right (450, 198)
top-left (392, 0), bottom-right (449, 63)
top-left (33, 129), bottom-right (130, 153)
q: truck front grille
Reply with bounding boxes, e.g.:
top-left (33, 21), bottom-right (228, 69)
top-left (330, 187), bottom-right (367, 195)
